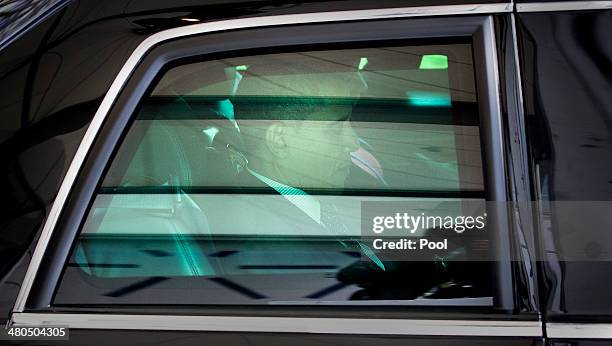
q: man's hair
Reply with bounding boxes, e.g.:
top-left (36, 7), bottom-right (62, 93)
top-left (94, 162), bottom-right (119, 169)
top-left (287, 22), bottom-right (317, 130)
top-left (231, 97), bottom-right (355, 158)
top-left (230, 69), bottom-right (361, 155)
top-left (232, 96), bottom-right (355, 122)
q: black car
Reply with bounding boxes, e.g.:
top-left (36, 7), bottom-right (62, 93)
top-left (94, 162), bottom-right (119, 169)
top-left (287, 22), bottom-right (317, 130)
top-left (1, 0), bottom-right (611, 344)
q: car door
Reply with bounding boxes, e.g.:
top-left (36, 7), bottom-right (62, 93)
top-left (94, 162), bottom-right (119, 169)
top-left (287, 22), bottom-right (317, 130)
top-left (514, 1), bottom-right (612, 345)
top-left (7, 4), bottom-right (544, 345)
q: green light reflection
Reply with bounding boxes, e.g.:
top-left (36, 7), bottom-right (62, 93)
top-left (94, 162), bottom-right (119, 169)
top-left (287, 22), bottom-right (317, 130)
top-left (419, 55), bottom-right (448, 70)
top-left (406, 91), bottom-right (451, 107)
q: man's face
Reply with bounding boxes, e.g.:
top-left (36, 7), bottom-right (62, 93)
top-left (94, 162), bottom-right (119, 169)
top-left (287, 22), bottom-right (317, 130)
top-left (237, 72), bottom-right (364, 188)
top-left (278, 112), bottom-right (359, 189)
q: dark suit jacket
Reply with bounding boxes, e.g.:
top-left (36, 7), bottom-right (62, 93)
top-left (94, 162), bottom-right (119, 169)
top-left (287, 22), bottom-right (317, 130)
top-left (202, 171), bottom-right (489, 301)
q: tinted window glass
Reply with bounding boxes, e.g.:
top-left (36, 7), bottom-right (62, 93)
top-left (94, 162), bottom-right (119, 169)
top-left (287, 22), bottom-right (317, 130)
top-left (54, 43), bottom-right (493, 306)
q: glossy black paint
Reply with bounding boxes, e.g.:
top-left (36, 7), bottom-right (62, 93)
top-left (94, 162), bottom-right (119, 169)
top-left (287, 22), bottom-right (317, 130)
top-left (0, 0), bottom-right (516, 322)
top-left (516, 10), bottom-right (612, 320)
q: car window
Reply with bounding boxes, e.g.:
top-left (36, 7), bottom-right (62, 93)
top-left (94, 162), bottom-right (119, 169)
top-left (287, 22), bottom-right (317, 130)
top-left (53, 43), bottom-right (493, 306)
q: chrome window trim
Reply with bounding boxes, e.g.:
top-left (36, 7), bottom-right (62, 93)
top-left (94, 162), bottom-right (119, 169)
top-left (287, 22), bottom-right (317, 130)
top-left (516, 1), bottom-right (612, 12)
top-left (12, 3), bottom-right (512, 315)
top-left (547, 323), bottom-right (612, 339)
top-left (11, 313), bottom-right (542, 336)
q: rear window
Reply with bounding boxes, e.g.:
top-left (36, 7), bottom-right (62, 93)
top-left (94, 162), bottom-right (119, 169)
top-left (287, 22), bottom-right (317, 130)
top-left (54, 43), bottom-right (493, 306)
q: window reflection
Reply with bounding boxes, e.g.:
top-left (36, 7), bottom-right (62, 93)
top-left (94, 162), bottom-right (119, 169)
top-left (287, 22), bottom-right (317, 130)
top-left (55, 43), bottom-right (491, 306)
